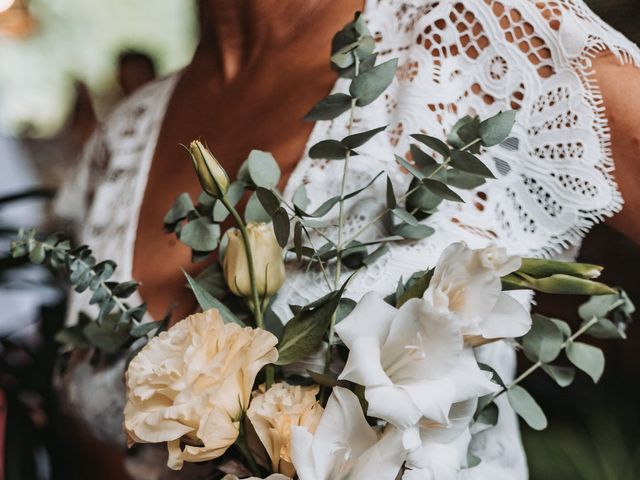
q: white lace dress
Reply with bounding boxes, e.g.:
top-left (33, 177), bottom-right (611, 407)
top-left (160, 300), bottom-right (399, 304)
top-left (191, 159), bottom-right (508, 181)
top-left (55, 1), bottom-right (640, 478)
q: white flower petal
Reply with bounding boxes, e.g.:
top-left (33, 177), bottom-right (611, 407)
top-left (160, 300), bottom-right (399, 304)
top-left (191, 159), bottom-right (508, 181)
top-left (335, 292), bottom-right (396, 348)
top-left (365, 384), bottom-right (424, 428)
top-left (482, 293), bottom-right (532, 338)
top-left (339, 337), bottom-right (390, 386)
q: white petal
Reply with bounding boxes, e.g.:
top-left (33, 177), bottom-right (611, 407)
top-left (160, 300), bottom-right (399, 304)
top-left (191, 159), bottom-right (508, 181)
top-left (482, 293), bottom-right (532, 338)
top-left (290, 426), bottom-right (317, 480)
top-left (349, 426), bottom-right (408, 480)
top-left (335, 292), bottom-right (397, 348)
top-left (448, 348), bottom-right (500, 403)
top-left (365, 384), bottom-right (424, 428)
top-left (401, 379), bottom-right (456, 425)
top-left (308, 387), bottom-right (378, 478)
top-left (339, 337), bottom-right (391, 386)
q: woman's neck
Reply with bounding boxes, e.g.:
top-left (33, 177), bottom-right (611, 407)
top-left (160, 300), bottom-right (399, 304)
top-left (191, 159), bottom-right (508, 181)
top-left (197, 0), bottom-right (365, 82)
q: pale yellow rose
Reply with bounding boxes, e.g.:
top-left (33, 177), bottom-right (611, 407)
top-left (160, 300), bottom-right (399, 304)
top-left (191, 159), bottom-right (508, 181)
top-left (124, 309), bottom-right (278, 470)
top-left (247, 383), bottom-right (323, 477)
top-left (223, 223), bottom-right (285, 301)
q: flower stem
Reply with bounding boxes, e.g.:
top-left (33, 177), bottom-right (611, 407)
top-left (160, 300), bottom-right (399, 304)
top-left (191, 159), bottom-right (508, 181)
top-left (221, 196), bottom-right (276, 388)
top-left (221, 196), bottom-right (264, 330)
top-left (323, 54), bottom-right (360, 379)
top-left (235, 430), bottom-right (262, 477)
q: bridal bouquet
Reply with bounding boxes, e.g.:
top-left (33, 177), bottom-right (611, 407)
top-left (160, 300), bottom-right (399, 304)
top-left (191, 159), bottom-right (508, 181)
top-left (10, 13), bottom-right (634, 480)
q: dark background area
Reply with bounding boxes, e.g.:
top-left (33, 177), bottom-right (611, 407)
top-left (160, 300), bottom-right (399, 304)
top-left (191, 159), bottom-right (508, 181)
top-left (523, 3), bottom-right (640, 480)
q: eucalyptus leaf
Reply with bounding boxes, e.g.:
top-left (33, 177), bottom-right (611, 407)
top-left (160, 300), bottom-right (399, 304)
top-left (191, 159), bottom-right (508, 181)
top-left (583, 317), bottom-right (626, 340)
top-left (245, 192), bottom-right (272, 223)
top-left (522, 314), bottom-right (564, 363)
top-left (184, 271), bottom-right (245, 327)
top-left (448, 116), bottom-right (480, 150)
top-left (566, 341), bottom-right (605, 383)
top-left (293, 221), bottom-right (304, 262)
top-left (507, 385), bottom-right (548, 431)
top-left (304, 93), bottom-right (353, 121)
top-left (393, 223), bottom-right (435, 240)
top-left (450, 150), bottom-right (495, 178)
top-left (292, 185), bottom-right (309, 212)
top-left (406, 178), bottom-right (443, 213)
top-left (422, 178), bottom-right (464, 202)
top-left (164, 193), bottom-right (194, 226)
top-left (541, 364), bottom-right (576, 387)
top-left (386, 176), bottom-right (397, 209)
top-left (479, 111), bottom-right (517, 147)
top-left (309, 140), bottom-right (349, 160)
top-left (179, 217), bottom-right (220, 252)
top-left (349, 58), bottom-right (398, 106)
top-left (212, 182), bottom-right (244, 222)
top-left (272, 207), bottom-right (291, 248)
top-left (411, 134), bottom-right (451, 158)
top-left (247, 150), bottom-right (281, 189)
top-left (130, 321), bottom-right (162, 338)
top-left (395, 154), bottom-right (425, 180)
top-left (256, 187), bottom-right (281, 215)
top-left (342, 125), bottom-right (387, 149)
top-left (444, 169), bottom-right (487, 190)
top-left (410, 144), bottom-right (438, 170)
top-left (83, 315), bottom-right (131, 354)
top-left (338, 52), bottom-right (378, 79)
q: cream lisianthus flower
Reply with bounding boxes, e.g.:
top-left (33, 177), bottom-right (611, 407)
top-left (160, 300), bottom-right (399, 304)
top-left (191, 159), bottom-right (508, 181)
top-left (424, 243), bottom-right (531, 341)
top-left (124, 309), bottom-right (278, 470)
top-left (247, 383), bottom-right (323, 477)
top-left (290, 387), bottom-right (407, 480)
top-left (335, 293), bottom-right (497, 444)
top-left (223, 223), bottom-right (286, 300)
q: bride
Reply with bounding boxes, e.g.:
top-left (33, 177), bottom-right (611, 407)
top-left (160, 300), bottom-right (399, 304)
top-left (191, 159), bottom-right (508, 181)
top-left (54, 0), bottom-right (640, 478)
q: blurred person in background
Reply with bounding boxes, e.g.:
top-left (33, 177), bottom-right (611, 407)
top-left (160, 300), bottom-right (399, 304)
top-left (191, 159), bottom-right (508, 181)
top-left (116, 50), bottom-right (157, 97)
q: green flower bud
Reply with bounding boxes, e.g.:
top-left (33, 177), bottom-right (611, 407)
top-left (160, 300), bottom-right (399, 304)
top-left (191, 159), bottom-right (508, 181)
top-left (188, 140), bottom-right (229, 199)
top-left (223, 223), bottom-right (285, 301)
top-left (519, 258), bottom-right (603, 280)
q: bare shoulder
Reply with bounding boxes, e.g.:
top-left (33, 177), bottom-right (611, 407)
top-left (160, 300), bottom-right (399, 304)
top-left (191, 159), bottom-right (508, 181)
top-left (592, 52), bottom-right (640, 242)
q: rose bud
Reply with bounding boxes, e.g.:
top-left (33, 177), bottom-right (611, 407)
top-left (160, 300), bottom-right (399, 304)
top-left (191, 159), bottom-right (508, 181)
top-left (223, 223), bottom-right (286, 301)
top-left (188, 140), bottom-right (229, 199)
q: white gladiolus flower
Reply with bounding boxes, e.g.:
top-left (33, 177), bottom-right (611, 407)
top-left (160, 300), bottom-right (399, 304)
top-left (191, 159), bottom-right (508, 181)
top-left (424, 243), bottom-right (531, 340)
top-left (290, 387), bottom-right (407, 480)
top-left (335, 293), bottom-right (498, 438)
top-left (403, 400), bottom-right (477, 480)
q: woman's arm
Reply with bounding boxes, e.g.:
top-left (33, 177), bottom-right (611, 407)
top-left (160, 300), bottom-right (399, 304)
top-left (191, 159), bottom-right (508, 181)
top-left (593, 52), bottom-right (640, 242)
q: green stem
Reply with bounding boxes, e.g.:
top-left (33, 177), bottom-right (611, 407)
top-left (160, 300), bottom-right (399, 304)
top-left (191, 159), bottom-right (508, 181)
top-left (344, 137), bottom-right (483, 245)
top-left (220, 196), bottom-right (264, 330)
top-left (491, 316), bottom-right (600, 401)
top-left (221, 195), bottom-right (276, 388)
top-left (324, 54), bottom-right (360, 380)
top-left (235, 432), bottom-right (261, 477)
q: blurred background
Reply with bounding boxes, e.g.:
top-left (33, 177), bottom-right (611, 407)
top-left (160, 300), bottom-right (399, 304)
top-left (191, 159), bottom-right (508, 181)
top-left (0, 0), bottom-right (637, 479)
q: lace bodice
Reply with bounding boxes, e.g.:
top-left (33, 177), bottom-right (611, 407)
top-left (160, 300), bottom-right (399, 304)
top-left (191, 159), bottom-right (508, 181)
top-left (55, 1), bottom-right (640, 478)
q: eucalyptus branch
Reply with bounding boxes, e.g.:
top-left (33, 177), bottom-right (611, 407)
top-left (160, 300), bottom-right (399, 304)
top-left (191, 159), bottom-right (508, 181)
top-left (324, 54), bottom-right (360, 376)
top-left (344, 137), bottom-right (482, 245)
top-left (300, 225), bottom-right (333, 290)
top-left (489, 316), bottom-right (599, 402)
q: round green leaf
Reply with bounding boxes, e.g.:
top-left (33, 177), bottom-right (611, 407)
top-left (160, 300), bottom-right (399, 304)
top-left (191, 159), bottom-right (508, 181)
top-left (247, 150), bottom-right (281, 189)
top-left (566, 341), bottom-right (605, 383)
top-left (507, 385), bottom-right (548, 431)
